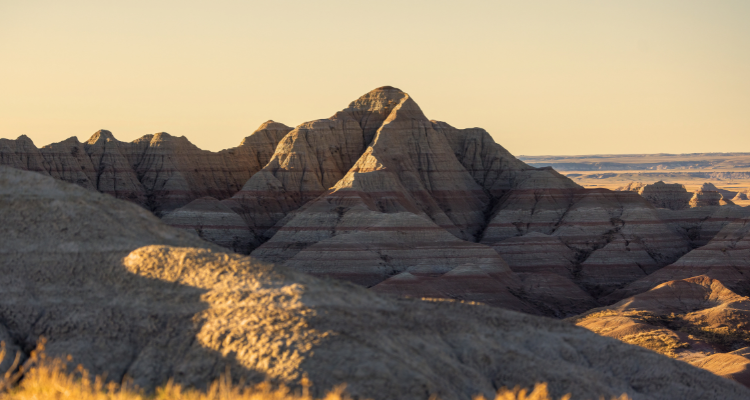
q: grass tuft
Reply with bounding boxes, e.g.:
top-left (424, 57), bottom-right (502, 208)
top-left (0, 340), bottom-right (629, 400)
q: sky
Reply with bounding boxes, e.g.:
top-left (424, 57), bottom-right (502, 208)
top-left (1, 1), bottom-right (749, 156)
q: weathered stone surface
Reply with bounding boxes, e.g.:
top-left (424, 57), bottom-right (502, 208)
top-left (2, 166), bottom-right (749, 400)
top-left (161, 197), bottom-right (257, 253)
top-left (573, 275), bottom-right (750, 387)
top-left (483, 187), bottom-right (689, 303)
top-left (0, 135), bottom-right (48, 174)
top-left (656, 205), bottom-right (747, 249)
top-left (637, 181), bottom-right (692, 210)
top-left (216, 87), bottom-right (689, 315)
top-left (0, 122), bottom-right (291, 213)
top-left (690, 183), bottom-right (735, 208)
top-left (616, 181), bottom-right (646, 192)
top-left (38, 136), bottom-right (99, 190)
top-left (606, 206), bottom-right (750, 302)
top-left (2, 87), bottom-right (739, 322)
top-left (85, 129), bottom-right (148, 204)
top-left (230, 88), bottom-right (491, 244)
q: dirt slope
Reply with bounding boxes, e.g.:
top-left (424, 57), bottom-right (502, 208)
top-left (573, 275), bottom-right (750, 387)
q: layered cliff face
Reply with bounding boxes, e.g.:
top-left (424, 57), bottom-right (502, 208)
top-left (637, 181), bottom-right (692, 210)
top-left (6, 166), bottom-right (748, 400)
top-left (161, 197), bottom-right (258, 253)
top-left (607, 205), bottom-right (750, 302)
top-left (2, 86), bottom-right (703, 317)
top-left (481, 187), bottom-right (689, 307)
top-left (573, 275), bottom-right (750, 388)
top-left (690, 183), bottom-right (736, 208)
top-left (217, 87), bottom-right (689, 316)
top-left (0, 121), bottom-right (292, 214)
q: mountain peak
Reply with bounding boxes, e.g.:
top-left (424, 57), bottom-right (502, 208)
top-left (255, 120), bottom-right (291, 132)
top-left (373, 85), bottom-right (403, 92)
top-left (347, 86), bottom-right (408, 112)
top-left (341, 87), bottom-right (415, 143)
top-left (86, 129), bottom-right (116, 145)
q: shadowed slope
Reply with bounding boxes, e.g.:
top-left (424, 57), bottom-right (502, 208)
top-left (573, 275), bottom-right (750, 387)
top-left (605, 206), bottom-right (750, 302)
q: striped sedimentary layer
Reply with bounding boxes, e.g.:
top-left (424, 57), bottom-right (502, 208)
top-left (606, 205), bottom-right (750, 302)
top-left (637, 181), bottom-right (692, 210)
top-left (1, 86), bottom-right (710, 316)
top-left (0, 121), bottom-right (292, 214)
top-left (161, 197), bottom-right (258, 253)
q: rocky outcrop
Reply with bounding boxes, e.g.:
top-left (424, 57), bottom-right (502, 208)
top-left (137, 87), bottom-right (691, 316)
top-left (616, 181), bottom-right (646, 192)
top-left (636, 181), bottom-right (692, 210)
top-left (690, 183), bottom-right (735, 208)
top-left (0, 87), bottom-right (719, 318)
top-left (0, 121), bottom-right (292, 213)
top-left (733, 191), bottom-right (749, 201)
top-left (573, 275), bottom-right (750, 387)
top-left (605, 205), bottom-right (750, 302)
top-left (481, 186), bottom-right (689, 305)
top-left (2, 166), bottom-right (749, 400)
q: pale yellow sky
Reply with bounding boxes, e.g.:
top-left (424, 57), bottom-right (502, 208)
top-left (1, 1), bottom-right (748, 155)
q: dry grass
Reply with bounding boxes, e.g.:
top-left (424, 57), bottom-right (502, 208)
top-left (572, 309), bottom-right (750, 355)
top-left (0, 340), bottom-right (629, 400)
top-left (619, 330), bottom-right (690, 358)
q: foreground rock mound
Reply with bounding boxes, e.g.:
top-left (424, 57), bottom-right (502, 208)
top-left (573, 275), bottom-right (750, 387)
top-left (1, 167), bottom-right (748, 400)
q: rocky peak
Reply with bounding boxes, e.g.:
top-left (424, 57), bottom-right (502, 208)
top-left (342, 86), bottom-right (411, 144)
top-left (149, 131), bottom-right (179, 143)
top-left (257, 120), bottom-right (291, 131)
top-left (86, 129), bottom-right (116, 145)
top-left (15, 134), bottom-right (35, 145)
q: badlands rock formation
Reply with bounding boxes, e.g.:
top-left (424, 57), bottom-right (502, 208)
top-left (161, 197), bottom-right (258, 253)
top-left (4, 167), bottom-right (749, 400)
top-left (2, 87), bottom-right (704, 317)
top-left (184, 87), bottom-right (685, 316)
top-left (606, 205), bottom-right (750, 302)
top-left (733, 191), bottom-right (749, 201)
top-left (616, 181), bottom-right (646, 192)
top-left (690, 183), bottom-right (735, 208)
top-left (636, 181), bottom-right (692, 210)
top-left (573, 275), bottom-right (750, 387)
top-left (0, 121), bottom-right (292, 214)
